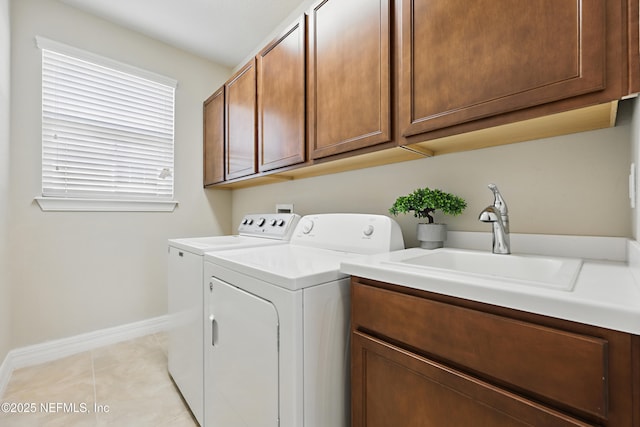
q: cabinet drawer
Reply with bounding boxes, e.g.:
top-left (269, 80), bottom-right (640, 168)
top-left (351, 282), bottom-right (608, 419)
top-left (352, 331), bottom-right (596, 427)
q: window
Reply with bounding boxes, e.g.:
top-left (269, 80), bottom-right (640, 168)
top-left (35, 37), bottom-right (177, 212)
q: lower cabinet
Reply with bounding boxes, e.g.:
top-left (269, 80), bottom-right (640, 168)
top-left (351, 277), bottom-right (640, 426)
top-left (352, 332), bottom-right (594, 427)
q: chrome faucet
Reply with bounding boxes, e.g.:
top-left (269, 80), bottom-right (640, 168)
top-left (478, 184), bottom-right (510, 254)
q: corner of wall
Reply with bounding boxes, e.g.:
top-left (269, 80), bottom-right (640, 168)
top-left (0, 0), bottom-right (12, 366)
top-left (630, 97), bottom-right (640, 241)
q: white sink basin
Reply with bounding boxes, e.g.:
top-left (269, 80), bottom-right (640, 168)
top-left (385, 249), bottom-right (583, 291)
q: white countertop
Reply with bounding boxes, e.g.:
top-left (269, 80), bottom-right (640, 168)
top-left (340, 235), bottom-right (640, 335)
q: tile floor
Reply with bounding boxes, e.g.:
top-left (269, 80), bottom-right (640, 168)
top-left (0, 333), bottom-right (198, 426)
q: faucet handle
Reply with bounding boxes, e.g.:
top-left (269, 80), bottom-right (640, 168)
top-left (488, 183), bottom-right (508, 215)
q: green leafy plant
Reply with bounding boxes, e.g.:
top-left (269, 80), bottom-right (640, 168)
top-left (389, 187), bottom-right (467, 224)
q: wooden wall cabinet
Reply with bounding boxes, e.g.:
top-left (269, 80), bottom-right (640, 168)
top-left (225, 59), bottom-right (257, 181)
top-left (351, 277), bottom-right (640, 427)
top-left (257, 17), bottom-right (307, 173)
top-left (399, 0), bottom-right (630, 148)
top-left (203, 87), bottom-right (225, 186)
top-left (204, 0), bottom-right (640, 189)
top-left (307, 0), bottom-right (392, 160)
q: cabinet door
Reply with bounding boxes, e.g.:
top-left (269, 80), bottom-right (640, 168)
top-left (399, 0), bottom-right (607, 138)
top-left (258, 17), bottom-right (306, 172)
top-left (203, 87), bottom-right (225, 186)
top-left (225, 59), bottom-right (257, 180)
top-left (352, 331), bottom-right (596, 427)
top-left (308, 0), bottom-right (391, 159)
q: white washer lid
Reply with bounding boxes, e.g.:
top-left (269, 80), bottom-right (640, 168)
top-left (168, 235), bottom-right (287, 256)
top-left (205, 245), bottom-right (364, 290)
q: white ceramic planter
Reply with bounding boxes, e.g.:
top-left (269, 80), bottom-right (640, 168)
top-left (417, 223), bottom-right (447, 249)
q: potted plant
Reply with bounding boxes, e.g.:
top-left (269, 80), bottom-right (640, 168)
top-left (389, 187), bottom-right (467, 249)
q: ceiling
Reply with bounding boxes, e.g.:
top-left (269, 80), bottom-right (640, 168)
top-left (58, 0), bottom-right (307, 68)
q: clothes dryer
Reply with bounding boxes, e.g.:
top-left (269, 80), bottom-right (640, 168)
top-left (203, 214), bottom-right (404, 427)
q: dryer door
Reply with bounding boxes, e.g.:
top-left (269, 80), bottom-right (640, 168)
top-left (205, 278), bottom-right (279, 427)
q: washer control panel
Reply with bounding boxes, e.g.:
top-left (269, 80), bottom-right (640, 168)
top-left (238, 213), bottom-right (300, 240)
top-left (292, 214), bottom-right (405, 254)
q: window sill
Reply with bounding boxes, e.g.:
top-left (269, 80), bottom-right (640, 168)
top-left (35, 197), bottom-right (178, 212)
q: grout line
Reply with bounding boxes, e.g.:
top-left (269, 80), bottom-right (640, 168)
top-left (90, 350), bottom-right (98, 424)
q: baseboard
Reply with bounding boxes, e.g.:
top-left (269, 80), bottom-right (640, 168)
top-left (0, 314), bottom-right (169, 397)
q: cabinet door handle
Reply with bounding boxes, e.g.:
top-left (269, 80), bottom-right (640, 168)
top-left (209, 314), bottom-right (216, 347)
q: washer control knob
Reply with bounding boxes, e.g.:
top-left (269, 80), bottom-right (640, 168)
top-left (257, 218), bottom-right (266, 227)
top-left (301, 219), bottom-right (314, 234)
top-left (270, 219), bottom-right (277, 226)
top-left (241, 218), bottom-right (248, 225)
top-left (246, 218), bottom-right (254, 225)
top-left (363, 225), bottom-right (375, 237)
top-left (277, 219), bottom-right (285, 227)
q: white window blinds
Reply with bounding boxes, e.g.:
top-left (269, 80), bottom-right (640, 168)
top-left (38, 37), bottom-right (176, 201)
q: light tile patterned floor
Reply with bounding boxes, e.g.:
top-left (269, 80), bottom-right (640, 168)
top-left (0, 333), bottom-right (198, 426)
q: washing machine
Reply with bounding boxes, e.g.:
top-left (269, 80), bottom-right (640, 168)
top-left (202, 213), bottom-right (404, 427)
top-left (167, 213), bottom-right (300, 426)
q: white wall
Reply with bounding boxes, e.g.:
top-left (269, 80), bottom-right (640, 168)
top-left (233, 101), bottom-right (633, 248)
top-left (0, 0), bottom-right (11, 362)
top-left (8, 0), bottom-right (232, 348)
